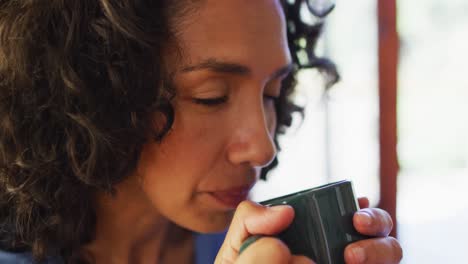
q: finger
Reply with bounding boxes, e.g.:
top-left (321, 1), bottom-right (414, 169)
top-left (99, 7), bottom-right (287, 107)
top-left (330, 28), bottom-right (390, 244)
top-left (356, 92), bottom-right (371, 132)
top-left (236, 237), bottom-right (315, 264)
top-left (358, 197), bottom-right (370, 209)
top-left (235, 236), bottom-right (291, 264)
top-left (215, 200), bottom-right (295, 264)
top-left (353, 208), bottom-right (393, 237)
top-left (344, 237), bottom-right (403, 264)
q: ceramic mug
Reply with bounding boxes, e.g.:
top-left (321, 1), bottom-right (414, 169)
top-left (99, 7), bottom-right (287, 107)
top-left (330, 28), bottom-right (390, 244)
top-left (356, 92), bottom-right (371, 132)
top-left (240, 180), bottom-right (368, 264)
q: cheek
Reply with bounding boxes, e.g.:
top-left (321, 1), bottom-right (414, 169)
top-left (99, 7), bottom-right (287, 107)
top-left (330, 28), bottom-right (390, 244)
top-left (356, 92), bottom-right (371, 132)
top-left (137, 107), bottom-right (224, 188)
top-left (136, 139), bottom-right (198, 215)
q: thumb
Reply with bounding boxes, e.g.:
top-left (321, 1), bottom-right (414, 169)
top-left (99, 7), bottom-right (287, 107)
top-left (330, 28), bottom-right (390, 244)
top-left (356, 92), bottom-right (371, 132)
top-left (215, 200), bottom-right (295, 264)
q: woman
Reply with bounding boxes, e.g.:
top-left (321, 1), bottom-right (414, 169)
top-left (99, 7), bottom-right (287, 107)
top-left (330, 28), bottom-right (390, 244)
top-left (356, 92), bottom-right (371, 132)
top-left (0, 0), bottom-right (402, 263)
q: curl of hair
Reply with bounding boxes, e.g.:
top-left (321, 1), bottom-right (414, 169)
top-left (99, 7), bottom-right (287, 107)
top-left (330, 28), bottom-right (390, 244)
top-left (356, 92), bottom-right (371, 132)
top-left (0, 0), bottom-right (178, 262)
top-left (0, 0), bottom-right (338, 262)
top-left (261, 0), bottom-right (339, 179)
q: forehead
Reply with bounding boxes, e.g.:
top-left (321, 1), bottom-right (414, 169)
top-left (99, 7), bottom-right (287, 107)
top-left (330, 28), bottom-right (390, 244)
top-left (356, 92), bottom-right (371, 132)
top-left (174, 0), bottom-right (290, 76)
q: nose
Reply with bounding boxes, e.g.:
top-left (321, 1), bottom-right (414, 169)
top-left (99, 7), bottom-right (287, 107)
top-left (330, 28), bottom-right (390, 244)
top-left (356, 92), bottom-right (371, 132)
top-left (226, 104), bottom-right (277, 168)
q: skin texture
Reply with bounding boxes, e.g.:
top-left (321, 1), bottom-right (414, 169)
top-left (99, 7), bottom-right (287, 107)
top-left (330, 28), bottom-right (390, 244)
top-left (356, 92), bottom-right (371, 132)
top-left (85, 0), bottom-right (403, 263)
top-left (85, 0), bottom-right (289, 262)
top-left (135, 0), bottom-right (291, 233)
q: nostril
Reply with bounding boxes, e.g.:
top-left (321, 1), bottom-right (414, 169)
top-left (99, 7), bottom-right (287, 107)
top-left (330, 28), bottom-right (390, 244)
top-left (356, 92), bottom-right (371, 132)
top-left (251, 137), bottom-right (277, 168)
top-left (226, 131), bottom-right (277, 167)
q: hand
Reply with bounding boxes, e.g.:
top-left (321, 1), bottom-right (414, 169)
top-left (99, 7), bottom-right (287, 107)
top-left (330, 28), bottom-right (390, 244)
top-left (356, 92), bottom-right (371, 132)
top-left (344, 197), bottom-right (403, 264)
top-left (214, 200), bottom-right (315, 264)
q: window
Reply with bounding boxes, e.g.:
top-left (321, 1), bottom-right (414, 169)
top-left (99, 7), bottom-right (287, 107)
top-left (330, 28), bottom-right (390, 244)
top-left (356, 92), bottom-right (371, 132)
top-left (252, 0), bottom-right (380, 206)
top-left (397, 0), bottom-right (468, 262)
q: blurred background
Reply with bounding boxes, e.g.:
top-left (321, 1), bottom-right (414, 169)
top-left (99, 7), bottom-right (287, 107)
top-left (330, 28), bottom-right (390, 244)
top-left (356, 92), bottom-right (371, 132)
top-left (251, 0), bottom-right (468, 263)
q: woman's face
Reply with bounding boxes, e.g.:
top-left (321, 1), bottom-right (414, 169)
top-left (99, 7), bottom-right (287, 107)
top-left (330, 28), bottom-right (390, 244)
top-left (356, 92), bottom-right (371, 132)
top-left (135, 0), bottom-right (292, 232)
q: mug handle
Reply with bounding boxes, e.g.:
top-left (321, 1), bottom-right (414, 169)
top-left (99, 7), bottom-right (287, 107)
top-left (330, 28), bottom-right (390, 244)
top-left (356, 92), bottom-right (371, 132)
top-left (238, 235), bottom-right (265, 255)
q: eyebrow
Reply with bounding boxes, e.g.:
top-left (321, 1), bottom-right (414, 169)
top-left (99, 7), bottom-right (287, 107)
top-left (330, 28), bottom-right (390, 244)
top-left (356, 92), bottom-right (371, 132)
top-left (181, 58), bottom-right (294, 80)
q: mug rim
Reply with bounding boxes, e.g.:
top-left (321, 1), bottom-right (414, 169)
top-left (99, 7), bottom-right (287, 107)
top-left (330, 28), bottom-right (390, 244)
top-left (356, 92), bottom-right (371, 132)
top-left (260, 179), bottom-right (351, 206)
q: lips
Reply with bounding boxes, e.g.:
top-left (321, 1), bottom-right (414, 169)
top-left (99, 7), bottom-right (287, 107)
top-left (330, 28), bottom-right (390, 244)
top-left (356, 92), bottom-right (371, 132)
top-left (208, 185), bottom-right (252, 209)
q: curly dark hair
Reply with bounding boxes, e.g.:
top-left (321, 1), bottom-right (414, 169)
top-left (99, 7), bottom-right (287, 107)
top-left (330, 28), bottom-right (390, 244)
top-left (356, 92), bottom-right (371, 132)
top-left (0, 0), bottom-right (338, 262)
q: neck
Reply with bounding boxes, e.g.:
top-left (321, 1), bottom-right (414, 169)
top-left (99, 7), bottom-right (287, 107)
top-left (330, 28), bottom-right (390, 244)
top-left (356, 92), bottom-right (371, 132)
top-left (82, 176), bottom-right (193, 264)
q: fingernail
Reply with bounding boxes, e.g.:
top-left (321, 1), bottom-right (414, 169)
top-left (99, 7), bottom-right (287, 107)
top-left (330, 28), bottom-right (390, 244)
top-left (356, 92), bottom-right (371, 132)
top-left (357, 211), bottom-right (373, 226)
top-left (351, 246), bottom-right (367, 263)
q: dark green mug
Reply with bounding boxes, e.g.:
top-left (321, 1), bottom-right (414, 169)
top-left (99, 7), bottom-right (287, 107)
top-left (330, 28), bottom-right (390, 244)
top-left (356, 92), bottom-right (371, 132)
top-left (240, 180), bottom-right (368, 264)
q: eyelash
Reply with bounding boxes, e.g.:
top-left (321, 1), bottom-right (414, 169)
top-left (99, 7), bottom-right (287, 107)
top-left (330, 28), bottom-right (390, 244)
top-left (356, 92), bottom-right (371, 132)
top-left (193, 94), bottom-right (280, 106)
top-left (192, 96), bottom-right (228, 106)
top-left (264, 94), bottom-right (280, 104)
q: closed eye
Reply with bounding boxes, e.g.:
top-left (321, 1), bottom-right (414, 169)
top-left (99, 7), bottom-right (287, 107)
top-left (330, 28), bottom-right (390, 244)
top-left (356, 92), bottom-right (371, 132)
top-left (192, 96), bottom-right (228, 106)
